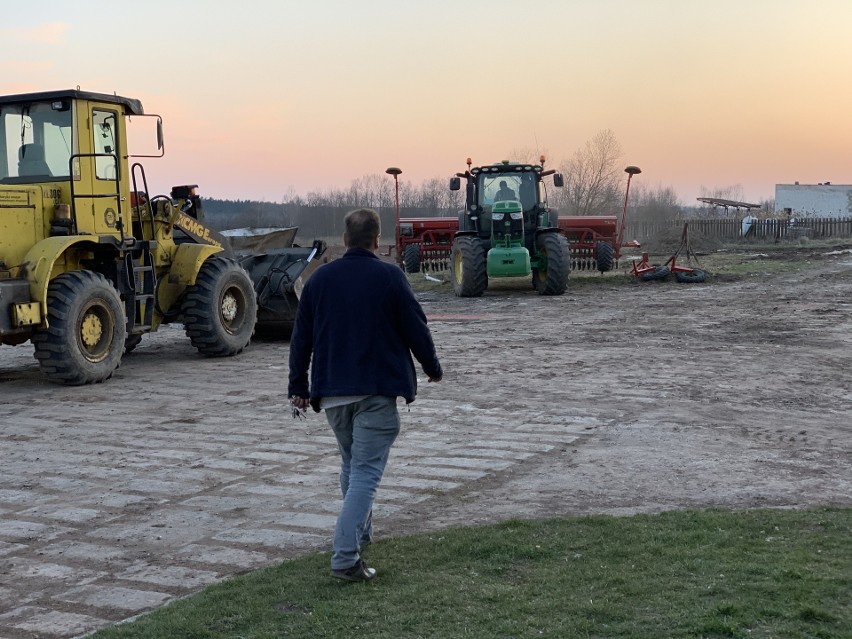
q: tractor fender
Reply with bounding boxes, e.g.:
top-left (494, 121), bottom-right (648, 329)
top-left (155, 243), bottom-right (224, 315)
top-left (534, 227), bottom-right (561, 237)
top-left (21, 236), bottom-right (113, 319)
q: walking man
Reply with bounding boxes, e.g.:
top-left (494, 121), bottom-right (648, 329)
top-left (289, 208), bottom-right (443, 582)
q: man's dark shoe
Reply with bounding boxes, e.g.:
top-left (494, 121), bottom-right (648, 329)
top-left (332, 559), bottom-right (376, 582)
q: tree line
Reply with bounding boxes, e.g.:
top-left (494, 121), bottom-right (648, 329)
top-left (201, 129), bottom-right (772, 238)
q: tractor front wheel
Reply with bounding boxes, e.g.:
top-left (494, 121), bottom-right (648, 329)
top-left (450, 236), bottom-right (487, 297)
top-left (32, 271), bottom-right (127, 385)
top-left (533, 232), bottom-right (570, 295)
top-left (182, 257), bottom-right (257, 356)
top-left (403, 244), bottom-right (421, 273)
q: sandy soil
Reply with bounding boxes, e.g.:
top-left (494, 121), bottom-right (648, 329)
top-left (384, 243), bottom-right (852, 533)
top-left (0, 242), bottom-right (850, 638)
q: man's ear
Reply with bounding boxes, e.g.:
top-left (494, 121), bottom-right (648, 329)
top-left (373, 234), bottom-right (380, 250)
top-left (343, 232), bottom-right (350, 247)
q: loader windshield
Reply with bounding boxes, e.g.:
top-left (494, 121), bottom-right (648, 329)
top-left (0, 100), bottom-right (74, 183)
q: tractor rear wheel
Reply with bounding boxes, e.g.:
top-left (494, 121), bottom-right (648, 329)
top-left (403, 244), bottom-right (421, 273)
top-left (32, 270), bottom-right (127, 385)
top-left (532, 232), bottom-right (570, 295)
top-left (596, 240), bottom-right (615, 273)
top-left (450, 236), bottom-right (487, 297)
top-left (182, 257), bottom-right (257, 356)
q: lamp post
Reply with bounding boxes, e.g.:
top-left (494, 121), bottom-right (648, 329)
top-left (617, 165), bottom-right (642, 250)
top-left (385, 167), bottom-right (402, 257)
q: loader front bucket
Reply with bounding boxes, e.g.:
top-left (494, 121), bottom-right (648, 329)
top-left (220, 227), bottom-right (326, 338)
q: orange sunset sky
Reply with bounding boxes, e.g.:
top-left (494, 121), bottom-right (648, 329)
top-left (2, 0), bottom-right (851, 205)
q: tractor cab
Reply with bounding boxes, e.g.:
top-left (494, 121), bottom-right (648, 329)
top-left (451, 160), bottom-right (563, 247)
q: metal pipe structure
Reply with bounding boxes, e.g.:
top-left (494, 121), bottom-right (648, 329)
top-left (385, 167), bottom-right (402, 255)
top-left (617, 165), bottom-right (642, 250)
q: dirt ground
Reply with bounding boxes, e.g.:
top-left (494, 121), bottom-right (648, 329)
top-left (0, 241), bottom-right (850, 638)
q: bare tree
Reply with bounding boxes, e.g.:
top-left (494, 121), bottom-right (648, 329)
top-left (630, 184), bottom-right (682, 223)
top-left (506, 146), bottom-right (551, 166)
top-left (698, 184), bottom-right (746, 202)
top-left (555, 129), bottom-right (623, 216)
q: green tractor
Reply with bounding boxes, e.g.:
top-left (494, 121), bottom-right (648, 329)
top-left (449, 158), bottom-right (570, 297)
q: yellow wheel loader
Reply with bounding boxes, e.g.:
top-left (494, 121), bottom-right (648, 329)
top-left (0, 89), bottom-right (321, 384)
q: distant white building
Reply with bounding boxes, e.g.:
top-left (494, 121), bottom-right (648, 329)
top-left (775, 183), bottom-right (852, 218)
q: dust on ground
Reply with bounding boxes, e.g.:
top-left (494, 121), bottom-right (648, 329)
top-left (0, 241), bottom-right (850, 638)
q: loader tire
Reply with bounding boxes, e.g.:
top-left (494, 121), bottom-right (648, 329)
top-left (676, 268), bottom-right (706, 284)
top-left (533, 232), bottom-right (570, 295)
top-left (450, 236), bottom-right (487, 297)
top-left (32, 270), bottom-right (126, 385)
top-left (404, 244), bottom-right (421, 273)
top-left (182, 257), bottom-right (257, 357)
top-left (595, 240), bottom-right (615, 273)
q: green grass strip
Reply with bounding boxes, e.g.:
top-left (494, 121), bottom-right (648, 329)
top-left (92, 507), bottom-right (851, 639)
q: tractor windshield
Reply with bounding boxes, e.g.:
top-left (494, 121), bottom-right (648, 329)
top-left (477, 171), bottom-right (537, 212)
top-left (0, 100), bottom-right (74, 183)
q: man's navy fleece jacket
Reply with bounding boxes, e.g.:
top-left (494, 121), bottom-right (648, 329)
top-left (288, 247), bottom-right (443, 411)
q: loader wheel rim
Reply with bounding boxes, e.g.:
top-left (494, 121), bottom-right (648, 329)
top-left (454, 251), bottom-right (464, 285)
top-left (77, 300), bottom-right (114, 362)
top-left (220, 285), bottom-right (247, 332)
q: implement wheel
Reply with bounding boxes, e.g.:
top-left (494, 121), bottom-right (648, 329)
top-left (640, 265), bottom-right (670, 282)
top-left (403, 244), bottom-right (421, 273)
top-left (182, 257), bottom-right (257, 356)
top-left (533, 232), bottom-right (570, 295)
top-left (676, 268), bottom-right (706, 284)
top-left (32, 270), bottom-right (126, 385)
top-left (450, 236), bottom-right (487, 297)
top-left (596, 240), bottom-right (615, 273)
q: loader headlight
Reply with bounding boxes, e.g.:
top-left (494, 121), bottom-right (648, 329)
top-left (510, 212), bottom-right (523, 220)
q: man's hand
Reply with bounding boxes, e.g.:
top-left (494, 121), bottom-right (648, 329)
top-left (291, 396), bottom-right (310, 410)
top-left (291, 396), bottom-right (310, 420)
top-left (428, 376), bottom-right (442, 383)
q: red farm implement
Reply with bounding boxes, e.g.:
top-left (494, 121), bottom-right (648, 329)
top-left (631, 223), bottom-right (707, 283)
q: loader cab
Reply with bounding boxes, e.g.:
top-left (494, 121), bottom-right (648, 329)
top-left (0, 89), bottom-right (159, 241)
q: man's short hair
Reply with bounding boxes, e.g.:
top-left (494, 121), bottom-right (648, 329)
top-left (344, 208), bottom-right (381, 249)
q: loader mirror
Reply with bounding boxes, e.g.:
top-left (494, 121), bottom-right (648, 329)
top-left (449, 176), bottom-right (460, 191)
top-left (156, 118), bottom-right (164, 151)
top-left (553, 173), bottom-right (564, 188)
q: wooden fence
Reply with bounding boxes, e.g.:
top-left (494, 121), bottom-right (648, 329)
top-left (625, 217), bottom-right (852, 243)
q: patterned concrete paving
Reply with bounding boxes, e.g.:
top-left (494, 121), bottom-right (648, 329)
top-left (0, 321), bottom-right (584, 638)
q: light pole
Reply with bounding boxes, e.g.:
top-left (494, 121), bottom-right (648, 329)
top-left (617, 165), bottom-right (642, 250)
top-left (385, 167), bottom-right (402, 257)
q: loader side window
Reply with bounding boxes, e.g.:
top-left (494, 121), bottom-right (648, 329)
top-left (92, 109), bottom-right (118, 181)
